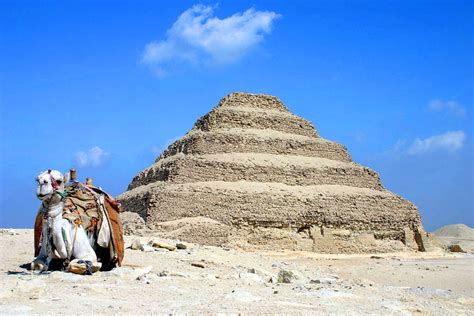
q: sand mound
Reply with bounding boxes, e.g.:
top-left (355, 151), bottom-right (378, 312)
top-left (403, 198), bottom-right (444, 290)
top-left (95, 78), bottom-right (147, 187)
top-left (432, 224), bottom-right (474, 239)
top-left (432, 224), bottom-right (474, 253)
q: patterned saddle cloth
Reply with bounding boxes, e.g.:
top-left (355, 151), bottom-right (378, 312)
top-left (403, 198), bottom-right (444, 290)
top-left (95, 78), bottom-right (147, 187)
top-left (63, 183), bottom-right (104, 244)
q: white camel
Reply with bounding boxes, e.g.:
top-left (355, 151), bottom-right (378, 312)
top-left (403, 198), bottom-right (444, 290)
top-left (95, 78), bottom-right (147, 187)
top-left (31, 170), bottom-right (101, 274)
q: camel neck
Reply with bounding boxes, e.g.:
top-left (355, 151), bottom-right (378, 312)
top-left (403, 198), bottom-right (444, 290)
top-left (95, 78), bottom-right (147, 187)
top-left (43, 194), bottom-right (64, 218)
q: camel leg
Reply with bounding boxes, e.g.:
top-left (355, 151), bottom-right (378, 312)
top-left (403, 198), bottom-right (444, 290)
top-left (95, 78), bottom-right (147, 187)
top-left (31, 222), bottom-right (50, 272)
top-left (68, 226), bottom-right (101, 274)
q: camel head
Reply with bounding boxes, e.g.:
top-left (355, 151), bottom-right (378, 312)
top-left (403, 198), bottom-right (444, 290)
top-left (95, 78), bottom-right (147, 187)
top-left (36, 170), bottom-right (65, 200)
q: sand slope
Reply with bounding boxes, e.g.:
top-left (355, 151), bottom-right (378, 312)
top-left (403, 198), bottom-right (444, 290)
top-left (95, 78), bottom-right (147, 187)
top-left (433, 224), bottom-right (474, 253)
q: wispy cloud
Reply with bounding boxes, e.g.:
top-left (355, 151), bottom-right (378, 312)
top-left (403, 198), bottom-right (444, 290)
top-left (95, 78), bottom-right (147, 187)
top-left (428, 99), bottom-right (467, 117)
top-left (75, 146), bottom-right (109, 167)
top-left (407, 131), bottom-right (466, 155)
top-left (141, 4), bottom-right (281, 76)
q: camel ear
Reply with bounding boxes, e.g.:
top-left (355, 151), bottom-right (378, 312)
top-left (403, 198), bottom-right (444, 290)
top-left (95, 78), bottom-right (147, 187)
top-left (63, 172), bottom-right (70, 184)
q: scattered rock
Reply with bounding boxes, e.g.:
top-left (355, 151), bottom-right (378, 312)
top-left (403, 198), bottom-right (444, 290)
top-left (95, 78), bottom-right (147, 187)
top-left (130, 240), bottom-right (143, 250)
top-left (448, 244), bottom-right (465, 253)
top-left (277, 269), bottom-right (297, 284)
top-left (370, 255), bottom-right (383, 259)
top-left (140, 245), bottom-right (155, 252)
top-left (149, 240), bottom-right (177, 251)
top-left (176, 243), bottom-right (187, 250)
top-left (191, 261), bottom-right (206, 268)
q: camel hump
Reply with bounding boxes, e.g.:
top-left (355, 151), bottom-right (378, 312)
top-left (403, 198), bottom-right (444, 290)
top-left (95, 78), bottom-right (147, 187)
top-left (64, 182), bottom-right (124, 267)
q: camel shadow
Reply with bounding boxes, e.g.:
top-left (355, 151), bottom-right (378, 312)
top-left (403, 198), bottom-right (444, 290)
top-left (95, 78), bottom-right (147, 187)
top-left (14, 259), bottom-right (66, 273)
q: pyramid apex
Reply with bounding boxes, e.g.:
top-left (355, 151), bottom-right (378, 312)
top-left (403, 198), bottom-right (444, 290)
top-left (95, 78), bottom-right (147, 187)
top-left (217, 92), bottom-right (288, 111)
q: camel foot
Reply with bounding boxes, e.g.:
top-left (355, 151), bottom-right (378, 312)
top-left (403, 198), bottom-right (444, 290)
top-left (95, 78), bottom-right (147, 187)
top-left (68, 259), bottom-right (101, 275)
top-left (31, 258), bottom-right (48, 272)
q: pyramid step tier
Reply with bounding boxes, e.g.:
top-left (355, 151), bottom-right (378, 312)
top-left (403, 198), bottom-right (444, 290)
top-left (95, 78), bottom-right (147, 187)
top-left (160, 128), bottom-right (352, 162)
top-left (193, 106), bottom-right (318, 137)
top-left (128, 153), bottom-right (383, 190)
top-left (118, 181), bottom-right (421, 233)
top-left (216, 92), bottom-right (288, 112)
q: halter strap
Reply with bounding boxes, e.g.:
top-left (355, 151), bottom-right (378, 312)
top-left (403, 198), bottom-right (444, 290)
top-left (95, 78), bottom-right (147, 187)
top-left (48, 170), bottom-right (59, 191)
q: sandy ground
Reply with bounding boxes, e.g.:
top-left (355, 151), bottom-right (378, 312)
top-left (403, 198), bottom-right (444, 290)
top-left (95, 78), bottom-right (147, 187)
top-left (1, 229), bottom-right (473, 315)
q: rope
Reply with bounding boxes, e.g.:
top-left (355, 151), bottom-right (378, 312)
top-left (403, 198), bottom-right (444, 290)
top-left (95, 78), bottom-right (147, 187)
top-left (70, 219), bottom-right (81, 259)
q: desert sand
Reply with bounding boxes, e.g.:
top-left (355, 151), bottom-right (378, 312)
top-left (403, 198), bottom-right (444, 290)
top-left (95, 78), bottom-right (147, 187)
top-left (1, 229), bottom-right (473, 314)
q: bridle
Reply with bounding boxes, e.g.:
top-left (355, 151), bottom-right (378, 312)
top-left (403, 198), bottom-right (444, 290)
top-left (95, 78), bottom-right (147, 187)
top-left (48, 170), bottom-right (59, 191)
top-left (40, 170), bottom-right (65, 206)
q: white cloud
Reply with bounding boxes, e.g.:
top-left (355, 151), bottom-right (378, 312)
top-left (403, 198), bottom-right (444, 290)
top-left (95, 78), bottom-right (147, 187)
top-left (428, 99), bottom-right (467, 117)
top-left (141, 4), bottom-right (281, 75)
top-left (75, 146), bottom-right (109, 167)
top-left (407, 131), bottom-right (466, 155)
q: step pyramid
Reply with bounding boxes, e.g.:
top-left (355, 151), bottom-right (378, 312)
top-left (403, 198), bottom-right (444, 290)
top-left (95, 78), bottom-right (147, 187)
top-left (118, 92), bottom-right (435, 253)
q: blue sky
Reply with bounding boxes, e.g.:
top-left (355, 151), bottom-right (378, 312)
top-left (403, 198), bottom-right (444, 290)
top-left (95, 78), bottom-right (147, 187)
top-left (1, 0), bottom-right (472, 231)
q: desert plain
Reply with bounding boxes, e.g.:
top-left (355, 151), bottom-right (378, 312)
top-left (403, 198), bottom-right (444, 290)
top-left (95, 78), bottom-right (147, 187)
top-left (0, 228), bottom-right (473, 314)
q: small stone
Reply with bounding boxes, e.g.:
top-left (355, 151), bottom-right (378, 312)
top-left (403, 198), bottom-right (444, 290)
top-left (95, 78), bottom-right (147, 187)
top-left (150, 240), bottom-right (176, 251)
top-left (191, 261), bottom-right (205, 268)
top-left (448, 244), bottom-right (465, 253)
top-left (130, 240), bottom-right (143, 250)
top-left (176, 243), bottom-right (187, 250)
top-left (277, 269), bottom-right (297, 284)
top-left (140, 245), bottom-right (155, 252)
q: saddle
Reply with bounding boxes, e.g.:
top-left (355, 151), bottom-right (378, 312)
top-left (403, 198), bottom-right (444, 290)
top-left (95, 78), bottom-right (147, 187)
top-left (34, 182), bottom-right (124, 267)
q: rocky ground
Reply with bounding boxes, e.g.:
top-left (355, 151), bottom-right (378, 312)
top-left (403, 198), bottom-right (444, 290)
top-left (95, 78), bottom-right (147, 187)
top-left (1, 229), bottom-right (473, 314)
